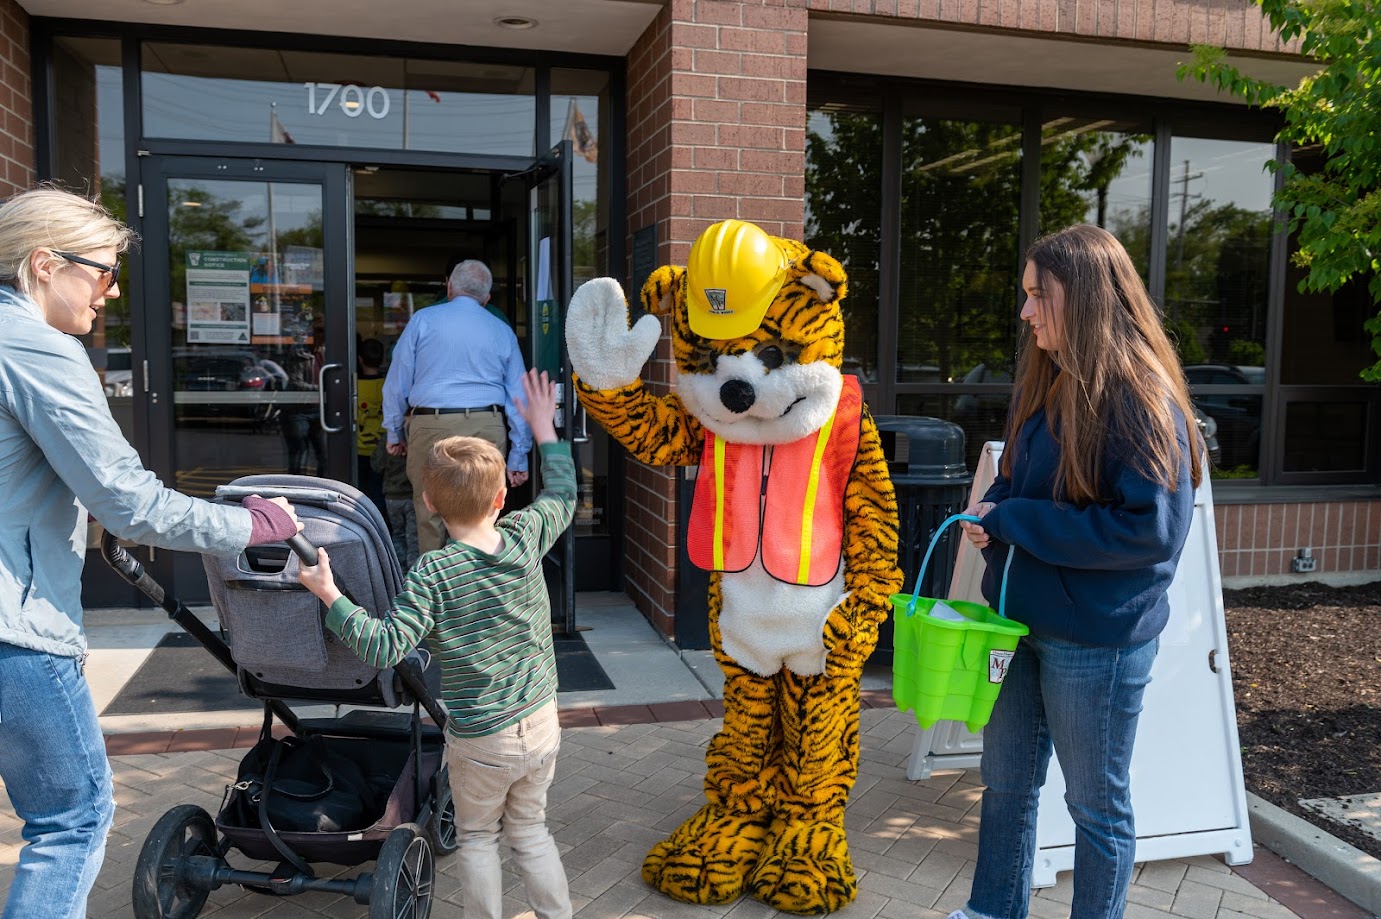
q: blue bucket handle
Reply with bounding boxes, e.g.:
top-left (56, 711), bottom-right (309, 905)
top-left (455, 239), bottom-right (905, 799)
top-left (904, 512), bottom-right (1015, 619)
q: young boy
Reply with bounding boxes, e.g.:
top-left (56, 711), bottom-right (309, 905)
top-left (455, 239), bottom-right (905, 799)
top-left (354, 337), bottom-right (388, 514)
top-left (299, 368), bottom-right (574, 919)
top-left (370, 437), bottom-right (418, 569)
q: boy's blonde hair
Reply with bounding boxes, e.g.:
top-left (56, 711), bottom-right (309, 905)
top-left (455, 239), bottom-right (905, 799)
top-left (423, 436), bottom-right (506, 525)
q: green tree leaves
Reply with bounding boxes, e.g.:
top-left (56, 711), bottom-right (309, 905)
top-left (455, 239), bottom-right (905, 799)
top-left (1178, 0), bottom-right (1381, 379)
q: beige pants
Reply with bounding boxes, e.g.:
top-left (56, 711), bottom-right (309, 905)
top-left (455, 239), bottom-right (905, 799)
top-left (446, 700), bottom-right (570, 919)
top-left (404, 411), bottom-right (506, 554)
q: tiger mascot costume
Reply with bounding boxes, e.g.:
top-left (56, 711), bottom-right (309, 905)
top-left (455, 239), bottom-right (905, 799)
top-left (566, 219), bottom-right (902, 914)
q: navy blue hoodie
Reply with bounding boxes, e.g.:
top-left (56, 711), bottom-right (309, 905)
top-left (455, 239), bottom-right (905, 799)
top-left (979, 399), bottom-right (1195, 647)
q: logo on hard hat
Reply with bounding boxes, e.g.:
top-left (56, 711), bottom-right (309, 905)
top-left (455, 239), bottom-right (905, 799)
top-left (704, 289), bottom-right (731, 315)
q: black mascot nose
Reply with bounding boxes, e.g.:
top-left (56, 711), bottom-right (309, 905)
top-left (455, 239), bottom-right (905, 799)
top-left (719, 379), bottom-right (756, 414)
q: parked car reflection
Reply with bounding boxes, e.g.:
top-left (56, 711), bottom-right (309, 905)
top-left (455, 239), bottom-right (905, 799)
top-left (1185, 364), bottom-right (1262, 470)
top-left (172, 347), bottom-right (291, 426)
top-left (173, 347), bottom-right (278, 393)
top-left (101, 347), bottom-right (133, 398)
top-left (1192, 404), bottom-right (1222, 468)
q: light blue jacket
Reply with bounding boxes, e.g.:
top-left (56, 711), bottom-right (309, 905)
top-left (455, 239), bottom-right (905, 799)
top-left (0, 286), bottom-right (251, 657)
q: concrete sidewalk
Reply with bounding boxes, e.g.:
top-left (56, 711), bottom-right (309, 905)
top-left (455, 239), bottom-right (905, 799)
top-left (0, 593), bottom-right (1373, 919)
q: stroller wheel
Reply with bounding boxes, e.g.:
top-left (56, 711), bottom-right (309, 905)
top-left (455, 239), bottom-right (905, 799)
top-left (427, 777), bottom-right (458, 855)
top-left (370, 824), bottom-right (434, 919)
top-left (132, 805), bottom-right (218, 919)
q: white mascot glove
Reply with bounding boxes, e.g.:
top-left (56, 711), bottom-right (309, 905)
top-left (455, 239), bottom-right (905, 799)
top-left (566, 277), bottom-right (663, 391)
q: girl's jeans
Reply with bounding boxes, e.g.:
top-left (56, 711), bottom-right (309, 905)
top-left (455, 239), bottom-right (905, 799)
top-left (0, 642), bottom-right (115, 919)
top-left (966, 634), bottom-right (1158, 919)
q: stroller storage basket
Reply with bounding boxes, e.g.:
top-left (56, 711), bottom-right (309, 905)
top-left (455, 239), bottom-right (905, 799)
top-left (218, 732), bottom-right (443, 866)
top-left (890, 513), bottom-right (1028, 733)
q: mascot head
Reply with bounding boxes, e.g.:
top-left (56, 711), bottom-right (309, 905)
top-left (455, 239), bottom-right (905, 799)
top-left (642, 219), bottom-right (849, 446)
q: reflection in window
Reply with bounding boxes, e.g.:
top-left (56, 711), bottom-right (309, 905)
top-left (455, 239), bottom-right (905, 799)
top-left (142, 44), bottom-right (535, 156)
top-left (1165, 137), bottom-right (1273, 371)
top-left (54, 37), bottom-right (133, 435)
top-left (898, 115), bottom-right (1022, 387)
top-left (166, 179), bottom-right (326, 490)
top-left (1039, 117), bottom-right (1153, 278)
top-left (1279, 147), bottom-right (1377, 386)
top-left (805, 106), bottom-right (881, 383)
top-left (896, 393), bottom-right (1010, 472)
top-left (550, 69), bottom-right (611, 539)
top-left (551, 69), bottom-right (609, 287)
top-left (1167, 137), bottom-right (1274, 477)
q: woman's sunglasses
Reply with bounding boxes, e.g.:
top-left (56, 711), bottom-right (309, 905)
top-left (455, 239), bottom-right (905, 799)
top-left (54, 251), bottom-right (120, 294)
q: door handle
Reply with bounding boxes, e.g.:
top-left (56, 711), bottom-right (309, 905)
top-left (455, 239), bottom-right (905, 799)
top-left (318, 362), bottom-right (344, 433)
top-left (573, 401), bottom-right (590, 444)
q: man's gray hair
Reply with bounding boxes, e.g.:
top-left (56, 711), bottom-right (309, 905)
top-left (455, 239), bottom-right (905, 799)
top-left (449, 260), bottom-right (493, 300)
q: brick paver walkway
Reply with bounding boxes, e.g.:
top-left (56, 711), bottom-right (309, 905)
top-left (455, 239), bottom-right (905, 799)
top-left (0, 708), bottom-right (1361, 919)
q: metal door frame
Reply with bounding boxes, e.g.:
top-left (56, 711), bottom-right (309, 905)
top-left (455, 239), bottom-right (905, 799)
top-left (521, 140), bottom-right (575, 634)
top-left (137, 154), bottom-right (353, 593)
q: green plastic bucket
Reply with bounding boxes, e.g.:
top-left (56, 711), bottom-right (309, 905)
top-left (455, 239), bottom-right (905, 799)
top-left (891, 513), bottom-right (1029, 733)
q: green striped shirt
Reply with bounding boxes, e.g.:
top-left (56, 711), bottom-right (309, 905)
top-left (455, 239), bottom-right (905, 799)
top-left (325, 442), bottom-right (576, 738)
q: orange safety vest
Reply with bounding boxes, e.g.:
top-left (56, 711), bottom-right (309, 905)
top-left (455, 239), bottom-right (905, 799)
top-left (686, 376), bottom-right (862, 586)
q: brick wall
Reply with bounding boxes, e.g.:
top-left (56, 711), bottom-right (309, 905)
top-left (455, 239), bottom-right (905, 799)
top-left (0, 0), bottom-right (31, 198)
top-left (1217, 501), bottom-right (1381, 581)
top-left (623, 0), bottom-right (809, 637)
top-left (808, 0), bottom-right (1292, 52)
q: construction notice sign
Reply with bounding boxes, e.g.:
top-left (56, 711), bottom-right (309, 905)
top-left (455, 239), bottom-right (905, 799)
top-left (186, 251), bottom-right (252, 344)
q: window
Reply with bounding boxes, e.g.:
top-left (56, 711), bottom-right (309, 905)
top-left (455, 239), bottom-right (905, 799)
top-left (1274, 144), bottom-right (1380, 480)
top-left (896, 108), bottom-right (1022, 467)
top-left (550, 68), bottom-right (610, 286)
top-left (805, 103), bottom-right (882, 384)
top-left (53, 37), bottom-right (133, 409)
top-left (1168, 136), bottom-right (1275, 478)
top-left (1038, 115), bottom-right (1154, 279)
top-left (142, 44), bottom-right (536, 155)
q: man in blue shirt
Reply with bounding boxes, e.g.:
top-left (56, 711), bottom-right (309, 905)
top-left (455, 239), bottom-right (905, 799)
top-left (448, 254), bottom-right (510, 324)
top-left (382, 259), bottom-right (532, 554)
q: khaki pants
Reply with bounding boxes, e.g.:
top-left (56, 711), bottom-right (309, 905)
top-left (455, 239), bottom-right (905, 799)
top-left (404, 411), bottom-right (506, 554)
top-left (446, 700), bottom-right (570, 919)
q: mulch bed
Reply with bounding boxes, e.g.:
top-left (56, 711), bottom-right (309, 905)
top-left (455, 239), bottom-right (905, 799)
top-left (1222, 581), bottom-right (1381, 862)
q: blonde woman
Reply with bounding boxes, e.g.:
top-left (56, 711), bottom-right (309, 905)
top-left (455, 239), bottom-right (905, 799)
top-left (0, 187), bottom-right (300, 919)
top-left (956, 225), bottom-right (1204, 919)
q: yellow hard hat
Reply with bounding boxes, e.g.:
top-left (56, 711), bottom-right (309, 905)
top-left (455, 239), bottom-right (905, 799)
top-left (685, 220), bottom-right (788, 340)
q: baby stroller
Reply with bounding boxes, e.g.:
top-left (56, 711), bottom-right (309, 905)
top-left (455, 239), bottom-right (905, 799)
top-left (102, 474), bottom-right (456, 919)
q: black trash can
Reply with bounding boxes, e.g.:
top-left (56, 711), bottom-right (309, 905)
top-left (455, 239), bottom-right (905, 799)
top-left (870, 415), bottom-right (973, 664)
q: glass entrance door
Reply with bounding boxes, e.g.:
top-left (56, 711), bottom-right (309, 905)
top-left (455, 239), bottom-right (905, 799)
top-left (140, 156), bottom-right (353, 600)
top-left (528, 141), bottom-right (576, 634)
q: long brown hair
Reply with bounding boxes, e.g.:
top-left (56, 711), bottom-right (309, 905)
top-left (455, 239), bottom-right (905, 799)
top-left (1002, 224), bottom-right (1203, 503)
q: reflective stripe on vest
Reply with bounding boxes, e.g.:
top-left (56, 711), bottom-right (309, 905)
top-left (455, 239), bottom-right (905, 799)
top-left (687, 376), bottom-right (863, 586)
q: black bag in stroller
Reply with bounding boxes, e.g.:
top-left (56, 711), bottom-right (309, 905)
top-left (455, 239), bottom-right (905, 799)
top-left (104, 474), bottom-right (456, 919)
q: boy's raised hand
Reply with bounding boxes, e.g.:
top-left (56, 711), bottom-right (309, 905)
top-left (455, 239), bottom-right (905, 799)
top-left (298, 546), bottom-right (344, 606)
top-left (513, 369), bottom-right (559, 445)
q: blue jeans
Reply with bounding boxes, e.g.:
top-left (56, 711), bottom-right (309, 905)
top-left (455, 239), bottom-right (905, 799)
top-left (0, 642), bottom-right (114, 919)
top-left (966, 634), bottom-right (1158, 919)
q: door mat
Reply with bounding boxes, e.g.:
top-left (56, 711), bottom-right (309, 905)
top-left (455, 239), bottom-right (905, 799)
top-left (553, 636), bottom-right (615, 692)
top-left (104, 630), bottom-right (614, 716)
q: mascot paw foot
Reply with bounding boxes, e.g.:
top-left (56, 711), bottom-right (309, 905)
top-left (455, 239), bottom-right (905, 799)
top-left (642, 804), bottom-right (770, 905)
top-left (747, 818), bottom-right (857, 915)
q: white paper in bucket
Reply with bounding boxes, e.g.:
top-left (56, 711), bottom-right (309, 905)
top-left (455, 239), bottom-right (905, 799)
top-left (928, 600), bottom-right (968, 623)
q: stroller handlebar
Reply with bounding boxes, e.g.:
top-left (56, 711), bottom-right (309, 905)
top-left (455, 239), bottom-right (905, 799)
top-left (286, 533), bottom-right (319, 567)
top-left (100, 530), bottom-right (167, 607)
